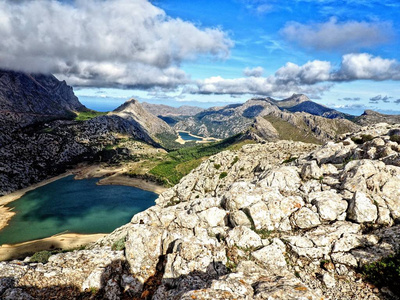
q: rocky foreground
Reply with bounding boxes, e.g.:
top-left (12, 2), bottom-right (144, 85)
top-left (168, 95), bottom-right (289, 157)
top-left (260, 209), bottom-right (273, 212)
top-left (1, 123), bottom-right (400, 299)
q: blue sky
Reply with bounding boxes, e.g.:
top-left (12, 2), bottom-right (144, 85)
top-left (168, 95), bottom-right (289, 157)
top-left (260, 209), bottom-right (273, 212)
top-left (1, 0), bottom-right (399, 114)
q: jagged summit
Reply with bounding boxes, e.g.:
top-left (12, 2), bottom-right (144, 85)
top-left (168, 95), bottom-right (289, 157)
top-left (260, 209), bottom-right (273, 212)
top-left (362, 109), bottom-right (380, 116)
top-left (112, 98), bottom-right (140, 112)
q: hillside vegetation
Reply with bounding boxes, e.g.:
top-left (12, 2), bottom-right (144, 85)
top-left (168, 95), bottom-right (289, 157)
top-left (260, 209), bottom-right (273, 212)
top-left (126, 134), bottom-right (254, 186)
top-left (74, 110), bottom-right (108, 121)
top-left (263, 115), bottom-right (322, 144)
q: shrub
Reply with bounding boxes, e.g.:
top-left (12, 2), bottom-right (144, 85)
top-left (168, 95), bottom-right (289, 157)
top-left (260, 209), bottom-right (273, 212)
top-left (282, 156), bottom-right (298, 164)
top-left (219, 172), bottom-right (228, 179)
top-left (351, 134), bottom-right (374, 144)
top-left (362, 252), bottom-right (400, 294)
top-left (390, 134), bottom-right (400, 143)
top-left (214, 164), bottom-right (221, 170)
top-left (111, 237), bottom-right (126, 251)
top-left (30, 250), bottom-right (52, 263)
top-left (254, 228), bottom-right (272, 239)
top-left (74, 110), bottom-right (107, 122)
top-left (231, 156), bottom-right (239, 166)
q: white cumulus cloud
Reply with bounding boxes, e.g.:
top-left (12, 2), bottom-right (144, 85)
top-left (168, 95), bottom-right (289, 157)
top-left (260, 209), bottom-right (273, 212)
top-left (275, 60), bottom-right (332, 84)
top-left (243, 66), bottom-right (264, 77)
top-left (0, 0), bottom-right (232, 88)
top-left (190, 53), bottom-right (400, 98)
top-left (335, 53), bottom-right (400, 81)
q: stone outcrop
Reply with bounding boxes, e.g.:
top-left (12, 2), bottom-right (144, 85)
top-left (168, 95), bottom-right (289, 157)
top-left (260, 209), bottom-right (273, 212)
top-left (1, 123), bottom-right (400, 299)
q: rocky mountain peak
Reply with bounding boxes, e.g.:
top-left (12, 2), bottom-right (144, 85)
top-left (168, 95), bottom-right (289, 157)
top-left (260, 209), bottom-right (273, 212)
top-left (0, 69), bottom-right (86, 121)
top-left (288, 93), bottom-right (310, 102)
top-left (113, 98), bottom-right (139, 112)
top-left (276, 93), bottom-right (310, 106)
top-left (110, 98), bottom-right (176, 138)
top-left (362, 109), bottom-right (381, 116)
top-left (0, 69), bottom-right (87, 147)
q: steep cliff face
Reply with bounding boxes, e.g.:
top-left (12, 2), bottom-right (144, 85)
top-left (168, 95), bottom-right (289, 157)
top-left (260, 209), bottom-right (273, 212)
top-left (0, 69), bottom-right (87, 148)
top-left (0, 69), bottom-right (85, 126)
top-left (2, 123), bottom-right (400, 299)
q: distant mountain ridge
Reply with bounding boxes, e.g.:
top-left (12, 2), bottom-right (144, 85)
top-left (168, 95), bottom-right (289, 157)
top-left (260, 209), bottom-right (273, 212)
top-left (172, 94), bottom-right (359, 143)
top-left (257, 94), bottom-right (353, 119)
top-left (108, 99), bottom-right (177, 146)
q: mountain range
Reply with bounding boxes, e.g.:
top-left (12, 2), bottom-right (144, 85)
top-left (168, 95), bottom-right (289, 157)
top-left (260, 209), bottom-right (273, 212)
top-left (159, 94), bottom-right (359, 143)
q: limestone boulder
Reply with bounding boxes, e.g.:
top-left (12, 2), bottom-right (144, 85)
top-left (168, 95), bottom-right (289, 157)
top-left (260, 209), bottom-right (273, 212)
top-left (347, 192), bottom-right (378, 223)
top-left (258, 166), bottom-right (301, 192)
top-left (310, 190), bottom-right (348, 221)
top-left (251, 239), bottom-right (287, 275)
top-left (197, 207), bottom-right (227, 227)
top-left (225, 226), bottom-right (263, 249)
top-left (125, 225), bottom-right (164, 284)
top-left (229, 210), bottom-right (252, 228)
top-left (301, 160), bottom-right (323, 180)
top-left (223, 182), bottom-right (261, 211)
top-left (291, 207), bottom-right (321, 229)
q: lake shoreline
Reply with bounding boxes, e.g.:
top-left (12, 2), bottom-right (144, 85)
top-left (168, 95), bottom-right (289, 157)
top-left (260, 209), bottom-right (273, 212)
top-left (0, 163), bottom-right (166, 259)
top-left (0, 233), bottom-right (107, 261)
top-left (0, 164), bottom-right (166, 232)
top-left (175, 130), bottom-right (221, 144)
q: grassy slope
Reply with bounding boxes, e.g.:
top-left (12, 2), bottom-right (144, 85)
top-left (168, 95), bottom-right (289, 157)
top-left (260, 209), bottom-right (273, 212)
top-left (148, 134), bottom-right (254, 186)
top-left (75, 110), bottom-right (108, 122)
top-left (263, 115), bottom-right (322, 144)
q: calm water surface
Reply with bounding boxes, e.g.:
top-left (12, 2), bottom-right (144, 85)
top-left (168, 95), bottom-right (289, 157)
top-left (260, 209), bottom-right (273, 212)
top-left (0, 176), bottom-right (157, 245)
top-left (178, 131), bottom-right (202, 141)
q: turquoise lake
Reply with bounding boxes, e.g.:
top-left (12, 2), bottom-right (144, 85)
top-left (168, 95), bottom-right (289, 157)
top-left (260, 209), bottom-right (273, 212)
top-left (0, 176), bottom-right (157, 245)
top-left (178, 131), bottom-right (202, 141)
